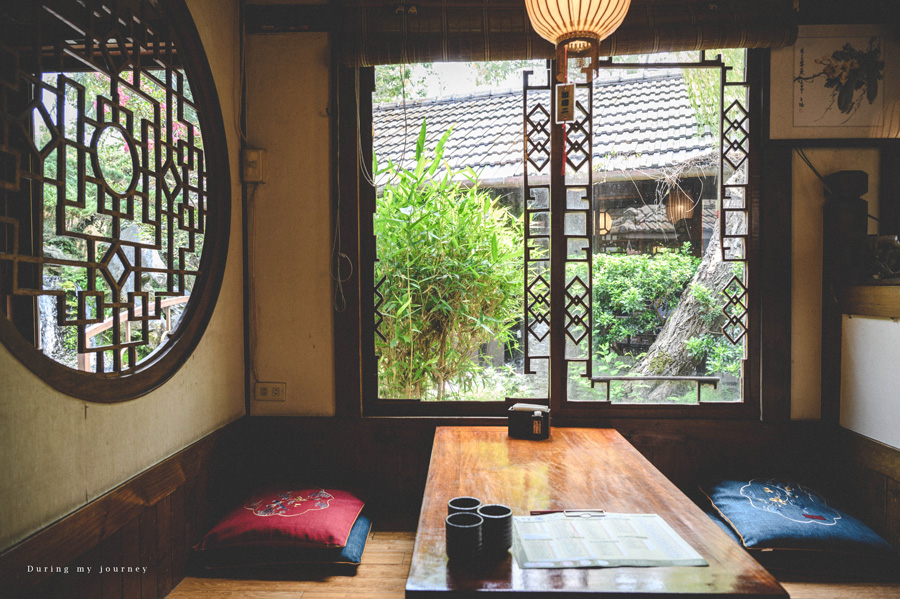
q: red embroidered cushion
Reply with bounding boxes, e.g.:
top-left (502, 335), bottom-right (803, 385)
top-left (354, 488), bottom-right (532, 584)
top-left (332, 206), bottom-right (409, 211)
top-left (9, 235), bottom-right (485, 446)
top-left (196, 488), bottom-right (365, 550)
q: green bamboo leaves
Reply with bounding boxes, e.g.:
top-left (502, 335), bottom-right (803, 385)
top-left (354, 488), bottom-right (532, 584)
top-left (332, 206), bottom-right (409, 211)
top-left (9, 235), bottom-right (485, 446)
top-left (374, 120), bottom-right (524, 400)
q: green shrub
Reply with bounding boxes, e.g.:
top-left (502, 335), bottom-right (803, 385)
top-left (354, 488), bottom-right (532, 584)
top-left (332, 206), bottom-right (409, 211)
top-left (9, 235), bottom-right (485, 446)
top-left (591, 246), bottom-right (699, 354)
top-left (374, 121), bottom-right (524, 400)
top-left (685, 333), bottom-right (743, 377)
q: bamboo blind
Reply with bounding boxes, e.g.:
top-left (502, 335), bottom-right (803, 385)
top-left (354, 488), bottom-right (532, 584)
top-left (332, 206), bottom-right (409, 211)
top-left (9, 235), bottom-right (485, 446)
top-left (339, 0), bottom-right (797, 66)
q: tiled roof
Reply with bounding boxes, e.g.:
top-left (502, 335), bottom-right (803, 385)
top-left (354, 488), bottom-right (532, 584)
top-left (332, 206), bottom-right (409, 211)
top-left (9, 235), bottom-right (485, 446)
top-left (373, 72), bottom-right (717, 183)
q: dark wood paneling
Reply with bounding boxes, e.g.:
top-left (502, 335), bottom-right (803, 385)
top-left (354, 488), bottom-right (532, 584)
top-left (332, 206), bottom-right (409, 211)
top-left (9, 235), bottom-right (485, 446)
top-left (100, 529), bottom-right (125, 598)
top-left (887, 479), bottom-right (900, 550)
top-left (0, 419), bottom-right (247, 599)
top-left (121, 519), bottom-right (142, 599)
top-left (880, 147), bottom-right (900, 236)
top-left (48, 571), bottom-right (78, 599)
top-left (242, 417), bottom-right (830, 521)
top-left (139, 506), bottom-right (158, 599)
top-left (155, 494), bottom-right (174, 598)
top-left (170, 487), bottom-right (186, 586)
top-left (832, 428), bottom-right (900, 547)
top-left (77, 546), bottom-right (102, 599)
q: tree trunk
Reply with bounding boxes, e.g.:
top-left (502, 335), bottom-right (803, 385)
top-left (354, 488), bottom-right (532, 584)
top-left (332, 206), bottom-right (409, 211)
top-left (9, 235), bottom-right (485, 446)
top-left (625, 183), bottom-right (744, 402)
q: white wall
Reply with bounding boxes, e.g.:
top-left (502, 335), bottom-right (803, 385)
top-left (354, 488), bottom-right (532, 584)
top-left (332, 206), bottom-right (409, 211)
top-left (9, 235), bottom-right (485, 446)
top-left (0, 0), bottom-right (245, 552)
top-left (245, 32), bottom-right (335, 416)
top-left (841, 315), bottom-right (900, 448)
top-left (790, 148), bottom-right (880, 420)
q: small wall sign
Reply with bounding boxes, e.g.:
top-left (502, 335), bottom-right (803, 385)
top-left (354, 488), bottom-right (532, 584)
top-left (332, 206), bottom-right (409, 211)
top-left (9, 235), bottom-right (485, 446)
top-left (556, 83), bottom-right (575, 122)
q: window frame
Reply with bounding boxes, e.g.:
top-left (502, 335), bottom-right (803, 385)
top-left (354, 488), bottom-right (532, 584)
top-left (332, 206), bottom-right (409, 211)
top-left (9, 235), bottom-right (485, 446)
top-left (0, 0), bottom-right (231, 402)
top-left (333, 49), bottom-right (789, 421)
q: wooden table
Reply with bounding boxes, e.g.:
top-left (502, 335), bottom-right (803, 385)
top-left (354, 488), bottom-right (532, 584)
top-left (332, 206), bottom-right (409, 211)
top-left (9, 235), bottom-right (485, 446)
top-left (406, 427), bottom-right (788, 598)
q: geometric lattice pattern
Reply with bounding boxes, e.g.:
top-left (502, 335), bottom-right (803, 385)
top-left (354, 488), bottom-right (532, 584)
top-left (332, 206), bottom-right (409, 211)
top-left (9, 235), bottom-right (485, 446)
top-left (719, 74), bottom-right (751, 348)
top-left (722, 100), bottom-right (749, 171)
top-left (522, 67), bottom-right (552, 378)
top-left (564, 276), bottom-right (589, 345)
top-left (721, 275), bottom-right (748, 344)
top-left (561, 82), bottom-right (593, 378)
top-left (0, 1), bottom-right (206, 373)
top-left (527, 274), bottom-right (550, 342)
top-left (565, 101), bottom-right (591, 172)
top-left (373, 275), bottom-right (387, 343)
top-left (525, 104), bottom-right (551, 173)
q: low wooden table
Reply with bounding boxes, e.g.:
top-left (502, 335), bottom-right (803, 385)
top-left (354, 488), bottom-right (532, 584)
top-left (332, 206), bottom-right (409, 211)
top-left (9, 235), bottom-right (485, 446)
top-left (406, 426), bottom-right (788, 598)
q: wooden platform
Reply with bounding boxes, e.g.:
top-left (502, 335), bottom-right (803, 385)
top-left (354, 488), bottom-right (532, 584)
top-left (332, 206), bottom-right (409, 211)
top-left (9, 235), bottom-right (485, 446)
top-left (166, 529), bottom-right (900, 599)
top-left (167, 530), bottom-right (415, 599)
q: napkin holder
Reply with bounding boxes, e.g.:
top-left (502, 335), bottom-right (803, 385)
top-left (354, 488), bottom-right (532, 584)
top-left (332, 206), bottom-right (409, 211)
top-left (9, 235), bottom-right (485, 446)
top-left (508, 403), bottom-right (550, 440)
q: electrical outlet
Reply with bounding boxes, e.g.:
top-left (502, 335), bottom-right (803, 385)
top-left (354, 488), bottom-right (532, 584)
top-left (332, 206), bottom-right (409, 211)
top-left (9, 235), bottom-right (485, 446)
top-left (242, 148), bottom-right (265, 183)
top-left (254, 381), bottom-right (286, 402)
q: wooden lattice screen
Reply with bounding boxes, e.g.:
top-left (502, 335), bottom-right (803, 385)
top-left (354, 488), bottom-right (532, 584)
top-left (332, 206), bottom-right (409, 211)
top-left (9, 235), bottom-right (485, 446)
top-left (0, 0), bottom-right (225, 391)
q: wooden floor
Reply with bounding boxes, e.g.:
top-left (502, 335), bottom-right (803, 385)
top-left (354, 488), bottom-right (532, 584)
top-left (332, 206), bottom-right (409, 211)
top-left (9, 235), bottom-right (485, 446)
top-left (167, 530), bottom-right (415, 599)
top-left (167, 530), bottom-right (900, 599)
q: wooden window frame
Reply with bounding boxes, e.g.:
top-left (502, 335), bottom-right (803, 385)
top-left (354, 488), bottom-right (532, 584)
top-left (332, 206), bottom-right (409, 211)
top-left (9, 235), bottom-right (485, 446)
top-left (333, 50), bottom-right (791, 421)
top-left (0, 0), bottom-right (231, 402)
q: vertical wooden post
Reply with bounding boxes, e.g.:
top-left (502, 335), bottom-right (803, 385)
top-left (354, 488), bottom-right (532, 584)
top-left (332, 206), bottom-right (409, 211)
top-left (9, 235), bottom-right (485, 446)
top-left (549, 56), bottom-right (566, 411)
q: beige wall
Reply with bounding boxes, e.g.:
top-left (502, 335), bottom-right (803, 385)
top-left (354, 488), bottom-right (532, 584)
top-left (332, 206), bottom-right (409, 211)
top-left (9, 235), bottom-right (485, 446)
top-left (0, 0), bottom-right (245, 552)
top-left (790, 148), bottom-right (881, 420)
top-left (244, 32), bottom-right (335, 416)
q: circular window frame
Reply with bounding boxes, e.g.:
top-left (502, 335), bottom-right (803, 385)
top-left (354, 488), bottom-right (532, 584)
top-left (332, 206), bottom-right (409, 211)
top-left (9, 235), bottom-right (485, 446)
top-left (0, 0), bottom-right (231, 403)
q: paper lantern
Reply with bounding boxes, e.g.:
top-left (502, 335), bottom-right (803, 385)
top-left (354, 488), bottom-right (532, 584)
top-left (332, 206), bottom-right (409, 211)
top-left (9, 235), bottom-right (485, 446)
top-left (665, 186), bottom-right (695, 224)
top-left (595, 210), bottom-right (612, 235)
top-left (525, 0), bottom-right (631, 79)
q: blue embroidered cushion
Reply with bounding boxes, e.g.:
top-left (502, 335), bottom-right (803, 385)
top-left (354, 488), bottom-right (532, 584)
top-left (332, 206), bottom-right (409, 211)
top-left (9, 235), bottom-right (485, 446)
top-left (701, 478), bottom-right (899, 577)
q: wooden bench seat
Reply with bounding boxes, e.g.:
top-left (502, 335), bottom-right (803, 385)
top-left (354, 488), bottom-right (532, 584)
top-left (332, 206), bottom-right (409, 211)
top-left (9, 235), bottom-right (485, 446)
top-left (167, 529), bottom-right (900, 599)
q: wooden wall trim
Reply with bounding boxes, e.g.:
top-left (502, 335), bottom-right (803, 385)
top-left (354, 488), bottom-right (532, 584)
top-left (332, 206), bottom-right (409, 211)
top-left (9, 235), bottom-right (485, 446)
top-left (0, 418), bottom-right (248, 599)
top-left (838, 427), bottom-right (900, 483)
top-left (840, 285), bottom-right (900, 319)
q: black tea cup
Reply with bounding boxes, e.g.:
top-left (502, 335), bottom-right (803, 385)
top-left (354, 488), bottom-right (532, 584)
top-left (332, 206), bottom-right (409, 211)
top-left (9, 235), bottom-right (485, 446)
top-left (447, 496), bottom-right (482, 515)
top-left (445, 512), bottom-right (483, 562)
top-left (477, 504), bottom-right (513, 559)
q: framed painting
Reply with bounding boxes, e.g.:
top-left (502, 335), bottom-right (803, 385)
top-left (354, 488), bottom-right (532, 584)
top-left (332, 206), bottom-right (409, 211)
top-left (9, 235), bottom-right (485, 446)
top-left (770, 25), bottom-right (900, 139)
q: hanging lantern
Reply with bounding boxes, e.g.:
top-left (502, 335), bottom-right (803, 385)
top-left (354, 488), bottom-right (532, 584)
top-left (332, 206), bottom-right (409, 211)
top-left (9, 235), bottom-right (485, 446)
top-left (524, 0), bottom-right (632, 81)
top-left (665, 186), bottom-right (695, 225)
top-left (595, 210), bottom-right (612, 235)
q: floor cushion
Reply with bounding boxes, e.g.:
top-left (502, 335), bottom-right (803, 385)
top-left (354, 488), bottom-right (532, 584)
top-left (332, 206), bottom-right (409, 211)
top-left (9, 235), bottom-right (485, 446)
top-left (700, 478), bottom-right (899, 579)
top-left (196, 512), bottom-right (372, 569)
top-left (194, 487), bottom-right (369, 569)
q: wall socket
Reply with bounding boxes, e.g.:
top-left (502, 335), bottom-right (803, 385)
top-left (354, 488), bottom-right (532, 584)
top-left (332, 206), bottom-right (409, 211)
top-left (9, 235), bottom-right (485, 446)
top-left (242, 148), bottom-right (265, 183)
top-left (254, 381), bottom-right (286, 402)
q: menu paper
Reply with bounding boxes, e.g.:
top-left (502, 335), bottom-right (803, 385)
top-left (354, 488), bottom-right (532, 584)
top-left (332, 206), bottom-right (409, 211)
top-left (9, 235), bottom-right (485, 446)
top-left (512, 512), bottom-right (708, 569)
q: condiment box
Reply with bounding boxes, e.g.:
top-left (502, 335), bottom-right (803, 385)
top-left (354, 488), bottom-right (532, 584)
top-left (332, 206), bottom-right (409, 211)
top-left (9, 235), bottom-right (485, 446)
top-left (507, 403), bottom-right (550, 440)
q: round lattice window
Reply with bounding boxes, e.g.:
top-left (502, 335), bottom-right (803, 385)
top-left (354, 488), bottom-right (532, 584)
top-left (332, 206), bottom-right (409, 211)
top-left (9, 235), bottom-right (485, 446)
top-left (0, 0), bottom-right (230, 401)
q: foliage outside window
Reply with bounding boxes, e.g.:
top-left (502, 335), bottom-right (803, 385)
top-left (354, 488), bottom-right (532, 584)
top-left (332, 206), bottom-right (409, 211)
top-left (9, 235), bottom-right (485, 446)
top-left (368, 53), bottom-right (752, 409)
top-left (374, 122), bottom-right (524, 400)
